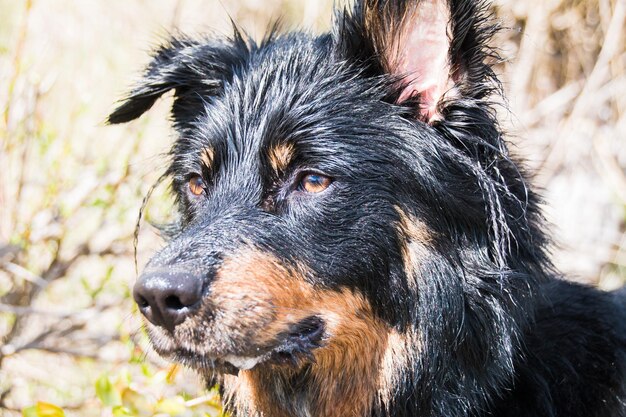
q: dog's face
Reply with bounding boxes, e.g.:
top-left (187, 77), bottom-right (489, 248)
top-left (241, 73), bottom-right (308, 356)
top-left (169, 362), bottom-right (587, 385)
top-left (111, 0), bottom-right (543, 415)
top-left (126, 36), bottom-right (425, 374)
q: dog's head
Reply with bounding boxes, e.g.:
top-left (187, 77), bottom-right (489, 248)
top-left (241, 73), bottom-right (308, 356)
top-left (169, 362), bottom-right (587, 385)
top-left (110, 0), bottom-right (547, 415)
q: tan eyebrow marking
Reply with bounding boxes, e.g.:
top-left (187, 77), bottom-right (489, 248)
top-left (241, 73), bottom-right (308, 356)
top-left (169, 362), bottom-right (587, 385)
top-left (200, 147), bottom-right (214, 169)
top-left (267, 143), bottom-right (295, 173)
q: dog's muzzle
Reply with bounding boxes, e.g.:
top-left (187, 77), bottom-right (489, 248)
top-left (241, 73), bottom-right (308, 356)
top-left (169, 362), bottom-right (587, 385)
top-left (132, 264), bottom-right (327, 373)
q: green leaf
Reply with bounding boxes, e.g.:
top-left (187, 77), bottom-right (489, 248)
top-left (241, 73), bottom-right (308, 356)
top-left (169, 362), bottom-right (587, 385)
top-left (95, 374), bottom-right (122, 407)
top-left (90, 198), bottom-right (108, 208)
top-left (22, 405), bottom-right (38, 417)
top-left (140, 363), bottom-right (152, 377)
top-left (112, 406), bottom-right (134, 417)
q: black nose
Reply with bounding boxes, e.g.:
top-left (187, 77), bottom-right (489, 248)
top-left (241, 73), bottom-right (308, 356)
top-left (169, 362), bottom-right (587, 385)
top-left (133, 269), bottom-right (205, 332)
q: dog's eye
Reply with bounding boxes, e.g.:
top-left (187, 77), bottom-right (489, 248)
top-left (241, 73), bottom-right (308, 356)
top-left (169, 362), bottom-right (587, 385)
top-left (188, 175), bottom-right (207, 196)
top-left (298, 173), bottom-right (332, 193)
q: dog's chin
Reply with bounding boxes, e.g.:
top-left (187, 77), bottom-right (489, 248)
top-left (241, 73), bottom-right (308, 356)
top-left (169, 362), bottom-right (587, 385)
top-left (149, 316), bottom-right (326, 375)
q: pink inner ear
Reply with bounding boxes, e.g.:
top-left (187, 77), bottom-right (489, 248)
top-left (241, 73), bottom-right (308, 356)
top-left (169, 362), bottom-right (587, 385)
top-left (393, 0), bottom-right (453, 122)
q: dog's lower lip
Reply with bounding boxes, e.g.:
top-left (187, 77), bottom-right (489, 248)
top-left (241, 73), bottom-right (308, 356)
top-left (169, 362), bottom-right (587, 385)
top-left (217, 317), bottom-right (326, 371)
top-left (170, 349), bottom-right (240, 375)
top-left (161, 316), bottom-right (326, 372)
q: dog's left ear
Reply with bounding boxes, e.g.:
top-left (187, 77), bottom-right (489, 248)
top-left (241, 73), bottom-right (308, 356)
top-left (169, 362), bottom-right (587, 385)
top-left (108, 40), bottom-right (193, 124)
top-left (336, 0), bottom-right (497, 123)
top-left (108, 37), bottom-right (242, 125)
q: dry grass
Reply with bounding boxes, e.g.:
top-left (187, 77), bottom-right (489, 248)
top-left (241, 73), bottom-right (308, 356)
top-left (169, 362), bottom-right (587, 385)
top-left (0, 0), bottom-right (624, 415)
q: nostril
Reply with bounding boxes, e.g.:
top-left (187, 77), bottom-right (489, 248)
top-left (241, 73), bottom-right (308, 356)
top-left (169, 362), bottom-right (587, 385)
top-left (165, 295), bottom-right (185, 310)
top-left (137, 295), bottom-right (150, 309)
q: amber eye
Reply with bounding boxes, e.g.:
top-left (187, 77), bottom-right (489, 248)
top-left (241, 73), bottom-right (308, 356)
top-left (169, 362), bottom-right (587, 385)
top-left (188, 175), bottom-right (207, 196)
top-left (299, 173), bottom-right (332, 193)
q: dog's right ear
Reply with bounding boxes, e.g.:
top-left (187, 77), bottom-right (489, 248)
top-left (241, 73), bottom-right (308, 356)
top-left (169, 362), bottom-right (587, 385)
top-left (334, 0), bottom-right (498, 124)
top-left (108, 36), bottom-right (244, 125)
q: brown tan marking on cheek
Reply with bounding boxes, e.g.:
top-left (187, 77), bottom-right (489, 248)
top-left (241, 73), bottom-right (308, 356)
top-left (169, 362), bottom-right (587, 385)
top-left (307, 289), bottom-right (390, 417)
top-left (246, 289), bottom-right (389, 416)
top-left (211, 251), bottom-right (315, 348)
top-left (268, 142), bottom-right (295, 173)
top-left (215, 251), bottom-right (393, 417)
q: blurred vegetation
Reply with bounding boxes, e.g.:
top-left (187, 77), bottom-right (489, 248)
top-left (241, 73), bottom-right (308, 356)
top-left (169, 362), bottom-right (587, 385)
top-left (0, 0), bottom-right (624, 416)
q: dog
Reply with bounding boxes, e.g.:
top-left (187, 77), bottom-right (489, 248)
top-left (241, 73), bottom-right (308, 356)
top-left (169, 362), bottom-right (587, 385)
top-left (108, 0), bottom-right (626, 415)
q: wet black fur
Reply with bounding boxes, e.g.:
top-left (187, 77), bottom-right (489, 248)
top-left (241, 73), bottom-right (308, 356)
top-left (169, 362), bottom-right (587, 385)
top-left (110, 0), bottom-right (626, 415)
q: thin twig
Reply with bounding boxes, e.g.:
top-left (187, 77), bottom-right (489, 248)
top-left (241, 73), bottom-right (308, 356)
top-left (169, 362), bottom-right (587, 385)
top-left (0, 301), bottom-right (119, 319)
top-left (1, 261), bottom-right (47, 287)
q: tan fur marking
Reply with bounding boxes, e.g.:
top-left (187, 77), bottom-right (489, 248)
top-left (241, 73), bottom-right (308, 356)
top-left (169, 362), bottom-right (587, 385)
top-left (215, 250), bottom-right (391, 417)
top-left (377, 329), bottom-right (421, 410)
top-left (308, 290), bottom-right (389, 417)
top-left (395, 206), bottom-right (432, 291)
top-left (395, 206), bottom-right (432, 245)
top-left (200, 147), bottom-right (214, 169)
top-left (268, 143), bottom-right (295, 173)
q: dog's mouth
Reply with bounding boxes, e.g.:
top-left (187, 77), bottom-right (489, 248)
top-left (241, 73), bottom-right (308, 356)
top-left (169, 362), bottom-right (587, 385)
top-left (154, 316), bottom-right (326, 375)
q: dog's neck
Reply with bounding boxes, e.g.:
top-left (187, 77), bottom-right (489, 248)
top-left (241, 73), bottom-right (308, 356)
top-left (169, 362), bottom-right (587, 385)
top-left (224, 366), bottom-right (376, 417)
top-left (220, 327), bottom-right (401, 417)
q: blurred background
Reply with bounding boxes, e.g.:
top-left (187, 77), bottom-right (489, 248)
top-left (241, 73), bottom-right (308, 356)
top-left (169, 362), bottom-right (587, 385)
top-left (0, 0), bottom-right (624, 416)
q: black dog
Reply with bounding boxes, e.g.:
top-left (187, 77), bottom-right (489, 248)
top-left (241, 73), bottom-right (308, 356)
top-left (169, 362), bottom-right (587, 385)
top-left (109, 0), bottom-right (626, 415)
